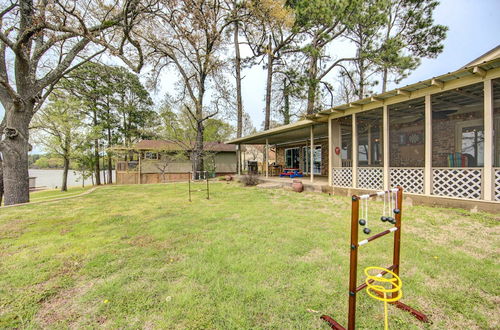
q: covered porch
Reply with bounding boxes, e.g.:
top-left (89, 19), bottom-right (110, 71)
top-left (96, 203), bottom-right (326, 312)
top-left (230, 121), bottom-right (330, 184)
top-left (228, 57), bottom-right (500, 208)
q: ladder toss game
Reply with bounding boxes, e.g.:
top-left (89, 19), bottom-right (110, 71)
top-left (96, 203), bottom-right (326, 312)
top-left (321, 186), bottom-right (429, 329)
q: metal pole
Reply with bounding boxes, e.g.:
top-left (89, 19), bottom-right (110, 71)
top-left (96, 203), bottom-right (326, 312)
top-left (347, 195), bottom-right (360, 330)
top-left (206, 171), bottom-right (210, 200)
top-left (188, 172), bottom-right (191, 202)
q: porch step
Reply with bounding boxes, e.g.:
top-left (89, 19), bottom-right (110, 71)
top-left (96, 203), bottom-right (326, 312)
top-left (256, 183), bottom-right (282, 189)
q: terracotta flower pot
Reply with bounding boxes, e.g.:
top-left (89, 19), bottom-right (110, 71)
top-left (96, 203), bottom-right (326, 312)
top-left (292, 179), bottom-right (303, 193)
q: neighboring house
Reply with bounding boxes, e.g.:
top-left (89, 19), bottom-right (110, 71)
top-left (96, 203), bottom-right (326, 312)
top-left (114, 140), bottom-right (237, 184)
top-left (228, 47), bottom-right (500, 210)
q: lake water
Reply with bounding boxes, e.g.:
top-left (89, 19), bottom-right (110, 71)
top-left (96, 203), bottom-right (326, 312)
top-left (29, 169), bottom-right (116, 189)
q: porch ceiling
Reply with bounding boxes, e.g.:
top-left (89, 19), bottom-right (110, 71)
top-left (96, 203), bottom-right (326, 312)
top-left (227, 121), bottom-right (328, 145)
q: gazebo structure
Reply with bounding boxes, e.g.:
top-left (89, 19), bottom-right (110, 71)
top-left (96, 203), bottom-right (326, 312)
top-left (228, 48), bottom-right (500, 210)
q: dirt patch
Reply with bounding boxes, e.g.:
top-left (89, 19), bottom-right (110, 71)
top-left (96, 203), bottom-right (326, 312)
top-left (404, 214), bottom-right (500, 259)
top-left (0, 219), bottom-right (34, 239)
top-left (36, 281), bottom-right (95, 327)
top-left (129, 235), bottom-right (156, 247)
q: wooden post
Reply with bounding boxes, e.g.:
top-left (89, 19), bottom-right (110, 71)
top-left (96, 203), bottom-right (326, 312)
top-left (352, 114), bottom-right (358, 188)
top-left (310, 125), bottom-right (314, 183)
top-left (138, 152), bottom-right (142, 185)
top-left (484, 79), bottom-right (493, 201)
top-left (328, 118), bottom-right (333, 186)
top-left (424, 95), bottom-right (432, 195)
top-left (392, 187), bottom-right (403, 296)
top-left (265, 138), bottom-right (269, 178)
top-left (383, 105), bottom-right (390, 190)
top-left (347, 195), bottom-right (360, 329)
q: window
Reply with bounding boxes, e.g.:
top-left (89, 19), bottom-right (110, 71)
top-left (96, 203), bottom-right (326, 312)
top-left (455, 120), bottom-right (484, 167)
top-left (285, 148), bottom-right (300, 168)
top-left (144, 152), bottom-right (159, 160)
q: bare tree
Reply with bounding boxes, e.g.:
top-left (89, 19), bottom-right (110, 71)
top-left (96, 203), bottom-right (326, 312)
top-left (0, 0), bottom-right (154, 205)
top-left (142, 0), bottom-right (233, 177)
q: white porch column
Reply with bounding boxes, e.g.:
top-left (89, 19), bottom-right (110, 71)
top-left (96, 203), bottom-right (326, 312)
top-left (367, 124), bottom-right (372, 166)
top-left (383, 105), bottom-right (390, 190)
top-left (424, 94), bottom-right (433, 195)
top-left (484, 78), bottom-right (494, 201)
top-left (352, 114), bottom-right (358, 188)
top-left (310, 125), bottom-right (314, 183)
top-left (265, 138), bottom-right (269, 178)
top-left (328, 118), bottom-right (333, 186)
top-left (237, 144), bottom-right (241, 175)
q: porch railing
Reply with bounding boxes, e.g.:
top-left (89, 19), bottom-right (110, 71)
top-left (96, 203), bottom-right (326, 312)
top-left (358, 167), bottom-right (383, 190)
top-left (331, 167), bottom-right (353, 187)
top-left (116, 161), bottom-right (139, 172)
top-left (390, 167), bottom-right (424, 194)
top-left (432, 167), bottom-right (482, 200)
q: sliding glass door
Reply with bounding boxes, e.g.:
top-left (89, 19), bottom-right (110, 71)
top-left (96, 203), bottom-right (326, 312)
top-left (302, 146), bottom-right (322, 174)
top-left (285, 148), bottom-right (300, 169)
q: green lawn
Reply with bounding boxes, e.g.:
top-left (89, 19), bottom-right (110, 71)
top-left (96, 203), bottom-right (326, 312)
top-left (0, 183), bottom-right (498, 329)
top-left (29, 186), bottom-right (93, 202)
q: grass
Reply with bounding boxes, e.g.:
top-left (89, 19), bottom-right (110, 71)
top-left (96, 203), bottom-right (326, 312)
top-left (29, 186), bottom-right (93, 202)
top-left (0, 182), bottom-right (498, 329)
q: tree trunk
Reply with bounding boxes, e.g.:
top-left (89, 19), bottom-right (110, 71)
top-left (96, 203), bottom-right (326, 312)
top-left (264, 38), bottom-right (273, 131)
top-left (106, 112), bottom-right (113, 184)
top-left (283, 78), bottom-right (290, 125)
top-left (234, 21), bottom-right (243, 139)
top-left (2, 108), bottom-right (31, 205)
top-left (0, 153), bottom-right (3, 206)
top-left (193, 119), bottom-right (204, 178)
top-left (358, 57), bottom-right (365, 99)
top-left (94, 139), bottom-right (101, 185)
top-left (382, 66), bottom-right (388, 93)
top-left (61, 156), bottom-right (69, 192)
top-left (108, 155), bottom-right (112, 184)
top-left (306, 53), bottom-right (319, 115)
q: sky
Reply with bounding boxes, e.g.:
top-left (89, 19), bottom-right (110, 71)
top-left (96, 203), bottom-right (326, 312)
top-left (1, 0), bottom-right (500, 151)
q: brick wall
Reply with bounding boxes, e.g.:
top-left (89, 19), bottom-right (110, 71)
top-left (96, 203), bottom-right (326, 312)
top-left (432, 110), bottom-right (484, 167)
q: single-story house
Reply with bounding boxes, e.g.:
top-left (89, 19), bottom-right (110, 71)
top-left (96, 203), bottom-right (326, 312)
top-left (228, 46), bottom-right (500, 210)
top-left (114, 140), bottom-right (237, 184)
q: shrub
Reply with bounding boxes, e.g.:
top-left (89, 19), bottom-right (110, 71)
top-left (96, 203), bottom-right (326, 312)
top-left (240, 173), bottom-right (260, 186)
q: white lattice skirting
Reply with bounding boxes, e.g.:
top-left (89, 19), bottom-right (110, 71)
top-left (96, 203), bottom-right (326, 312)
top-left (432, 168), bottom-right (482, 200)
top-left (495, 168), bottom-right (500, 201)
top-left (332, 168), bottom-right (353, 187)
top-left (390, 168), bottom-right (424, 194)
top-left (358, 168), bottom-right (383, 190)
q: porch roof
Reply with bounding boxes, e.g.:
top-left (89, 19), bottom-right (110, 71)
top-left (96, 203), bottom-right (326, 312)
top-left (227, 56), bottom-right (500, 146)
top-left (227, 121), bottom-right (328, 145)
top-left (310, 56), bottom-right (500, 120)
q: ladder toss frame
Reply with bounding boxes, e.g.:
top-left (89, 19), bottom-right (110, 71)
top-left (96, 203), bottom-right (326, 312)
top-left (321, 186), bottom-right (429, 329)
